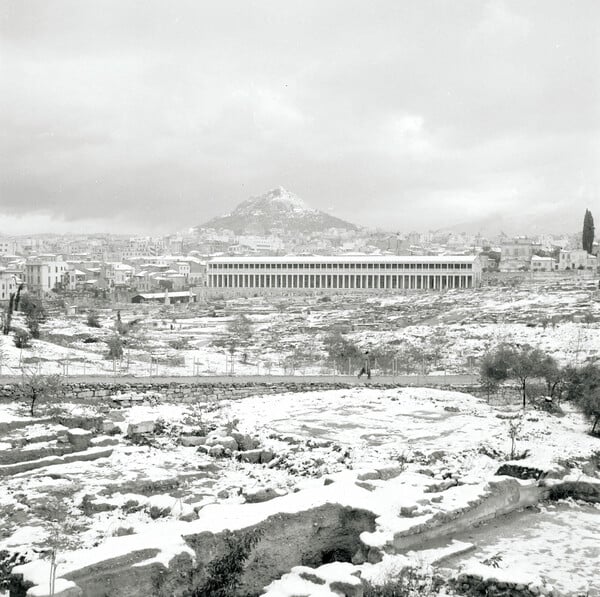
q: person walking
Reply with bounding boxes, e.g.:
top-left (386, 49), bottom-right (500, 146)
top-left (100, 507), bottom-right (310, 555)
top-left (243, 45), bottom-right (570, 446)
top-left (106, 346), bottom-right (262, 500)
top-left (357, 351), bottom-right (371, 379)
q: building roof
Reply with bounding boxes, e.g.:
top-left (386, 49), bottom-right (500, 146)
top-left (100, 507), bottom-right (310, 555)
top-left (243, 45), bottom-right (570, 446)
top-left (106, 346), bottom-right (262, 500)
top-left (209, 254), bottom-right (478, 264)
top-left (133, 291), bottom-right (196, 299)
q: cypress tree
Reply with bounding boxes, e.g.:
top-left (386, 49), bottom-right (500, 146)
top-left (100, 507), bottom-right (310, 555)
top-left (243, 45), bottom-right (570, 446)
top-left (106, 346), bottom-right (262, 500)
top-left (582, 209), bottom-right (595, 254)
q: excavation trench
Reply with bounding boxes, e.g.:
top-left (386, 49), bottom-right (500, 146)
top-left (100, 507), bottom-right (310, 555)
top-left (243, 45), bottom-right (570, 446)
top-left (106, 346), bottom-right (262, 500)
top-left (10, 503), bottom-right (377, 597)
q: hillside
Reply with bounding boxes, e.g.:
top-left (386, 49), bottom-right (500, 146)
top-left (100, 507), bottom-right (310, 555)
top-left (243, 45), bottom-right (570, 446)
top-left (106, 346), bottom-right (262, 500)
top-left (198, 187), bottom-right (358, 235)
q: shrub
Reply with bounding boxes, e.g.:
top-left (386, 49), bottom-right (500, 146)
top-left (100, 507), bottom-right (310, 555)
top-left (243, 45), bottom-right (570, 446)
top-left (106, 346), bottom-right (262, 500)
top-left (0, 550), bottom-right (28, 592)
top-left (13, 328), bottom-right (31, 348)
top-left (87, 311), bottom-right (101, 328)
top-left (363, 566), bottom-right (446, 597)
top-left (168, 338), bottom-right (190, 350)
top-left (191, 528), bottom-right (264, 597)
top-left (105, 335), bottom-right (124, 360)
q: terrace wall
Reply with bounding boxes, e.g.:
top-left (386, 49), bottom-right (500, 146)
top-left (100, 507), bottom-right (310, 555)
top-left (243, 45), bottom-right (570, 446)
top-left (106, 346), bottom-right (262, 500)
top-left (0, 379), bottom-right (480, 403)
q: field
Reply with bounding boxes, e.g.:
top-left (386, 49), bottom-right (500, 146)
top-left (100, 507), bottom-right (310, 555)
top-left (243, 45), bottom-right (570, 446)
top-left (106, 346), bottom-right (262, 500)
top-left (1, 279), bottom-right (600, 378)
top-left (1, 278), bottom-right (599, 596)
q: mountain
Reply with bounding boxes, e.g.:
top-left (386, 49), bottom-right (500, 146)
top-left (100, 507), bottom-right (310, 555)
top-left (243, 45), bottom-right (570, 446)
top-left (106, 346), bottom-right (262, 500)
top-left (198, 187), bottom-right (358, 235)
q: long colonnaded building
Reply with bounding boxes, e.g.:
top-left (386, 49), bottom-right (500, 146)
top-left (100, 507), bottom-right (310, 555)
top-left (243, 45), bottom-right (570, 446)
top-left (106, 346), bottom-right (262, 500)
top-left (207, 255), bottom-right (482, 291)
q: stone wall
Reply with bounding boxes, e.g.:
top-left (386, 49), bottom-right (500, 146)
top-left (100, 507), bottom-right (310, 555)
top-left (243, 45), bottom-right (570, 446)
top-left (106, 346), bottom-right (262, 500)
top-left (0, 380), bottom-right (479, 404)
top-left (392, 479), bottom-right (545, 552)
top-left (451, 573), bottom-right (557, 597)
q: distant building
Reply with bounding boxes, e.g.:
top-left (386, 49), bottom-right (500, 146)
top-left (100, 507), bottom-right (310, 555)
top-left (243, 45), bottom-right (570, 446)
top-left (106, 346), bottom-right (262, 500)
top-left (531, 256), bottom-right (556, 272)
top-left (25, 255), bottom-right (69, 294)
top-left (0, 269), bottom-right (19, 303)
top-left (558, 249), bottom-right (597, 271)
top-left (131, 290), bottom-right (196, 304)
top-left (207, 255), bottom-right (482, 292)
top-left (499, 239), bottom-right (540, 271)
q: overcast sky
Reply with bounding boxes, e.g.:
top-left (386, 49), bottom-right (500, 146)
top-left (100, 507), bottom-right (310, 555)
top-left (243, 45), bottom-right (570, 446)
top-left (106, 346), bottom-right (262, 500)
top-left (1, 0), bottom-right (599, 235)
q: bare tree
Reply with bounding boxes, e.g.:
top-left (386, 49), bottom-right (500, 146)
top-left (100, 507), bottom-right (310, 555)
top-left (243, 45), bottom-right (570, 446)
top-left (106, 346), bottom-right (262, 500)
top-left (15, 373), bottom-right (62, 417)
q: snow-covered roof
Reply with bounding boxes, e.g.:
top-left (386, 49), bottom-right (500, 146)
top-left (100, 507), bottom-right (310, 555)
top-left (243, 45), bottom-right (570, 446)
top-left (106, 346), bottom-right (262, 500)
top-left (209, 254), bottom-right (479, 264)
top-left (133, 291), bottom-right (195, 299)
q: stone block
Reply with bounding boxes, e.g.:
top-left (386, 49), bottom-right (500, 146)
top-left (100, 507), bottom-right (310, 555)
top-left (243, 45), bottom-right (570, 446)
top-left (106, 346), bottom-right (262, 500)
top-left (376, 465), bottom-right (403, 480)
top-left (67, 429), bottom-right (92, 451)
top-left (243, 487), bottom-right (285, 503)
top-left (259, 449), bottom-right (274, 464)
top-left (127, 421), bottom-right (155, 436)
top-left (357, 470), bottom-right (379, 481)
top-left (208, 445), bottom-right (225, 458)
top-left (237, 449), bottom-right (262, 464)
top-left (206, 436), bottom-right (238, 451)
top-left (181, 435), bottom-right (206, 447)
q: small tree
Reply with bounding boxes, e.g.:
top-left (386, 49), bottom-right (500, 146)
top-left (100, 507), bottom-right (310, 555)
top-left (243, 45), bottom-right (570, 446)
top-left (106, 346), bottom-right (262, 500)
top-left (507, 346), bottom-right (548, 408)
top-left (15, 373), bottom-right (62, 417)
top-left (322, 331), bottom-right (361, 373)
top-left (564, 363), bottom-right (600, 434)
top-left (479, 344), bottom-right (513, 399)
top-left (227, 315), bottom-right (253, 345)
top-left (539, 355), bottom-right (564, 400)
top-left (19, 293), bottom-right (46, 339)
top-left (106, 335), bottom-right (124, 360)
top-left (508, 417), bottom-right (523, 459)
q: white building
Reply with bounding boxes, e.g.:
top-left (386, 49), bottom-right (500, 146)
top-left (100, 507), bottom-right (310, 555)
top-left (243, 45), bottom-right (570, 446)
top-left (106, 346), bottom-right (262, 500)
top-left (24, 255), bottom-right (69, 294)
top-left (207, 255), bottom-right (482, 292)
top-left (531, 256), bottom-right (556, 272)
top-left (0, 239), bottom-right (17, 256)
top-left (558, 249), bottom-right (597, 271)
top-left (0, 269), bottom-right (19, 303)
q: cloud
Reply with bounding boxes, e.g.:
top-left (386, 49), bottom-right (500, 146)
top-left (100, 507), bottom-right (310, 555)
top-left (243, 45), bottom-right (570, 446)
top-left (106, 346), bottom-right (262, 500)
top-left (0, 0), bottom-right (598, 235)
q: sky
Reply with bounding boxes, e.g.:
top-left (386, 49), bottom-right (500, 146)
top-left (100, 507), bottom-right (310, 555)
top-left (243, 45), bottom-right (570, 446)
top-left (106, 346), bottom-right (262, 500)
top-left (0, 0), bottom-right (599, 236)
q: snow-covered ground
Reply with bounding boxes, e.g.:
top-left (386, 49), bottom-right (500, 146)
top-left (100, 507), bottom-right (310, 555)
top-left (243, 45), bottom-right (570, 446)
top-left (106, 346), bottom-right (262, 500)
top-left (1, 386), bottom-right (598, 595)
top-left (1, 281), bottom-right (599, 377)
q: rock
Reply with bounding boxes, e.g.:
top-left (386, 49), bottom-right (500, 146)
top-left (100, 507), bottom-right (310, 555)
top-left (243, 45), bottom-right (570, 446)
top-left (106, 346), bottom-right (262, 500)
top-left (101, 421), bottom-right (117, 434)
top-left (351, 548), bottom-right (367, 565)
top-left (149, 505), bottom-right (170, 519)
top-left (357, 470), bottom-right (380, 481)
top-left (355, 481), bottom-right (376, 492)
top-left (367, 547), bottom-right (383, 564)
top-left (127, 421), bottom-right (155, 436)
top-left (181, 435), bottom-right (206, 447)
top-left (67, 429), bottom-right (92, 451)
top-left (427, 450), bottom-right (446, 463)
top-left (208, 445), bottom-right (225, 458)
top-left (243, 487), bottom-right (286, 503)
top-left (330, 581), bottom-right (362, 596)
top-left (376, 465), bottom-right (403, 480)
top-left (444, 406), bottom-right (460, 412)
top-left (260, 449), bottom-right (274, 464)
top-left (180, 511), bottom-right (198, 522)
top-left (400, 505), bottom-right (419, 517)
top-left (231, 432), bottom-right (259, 451)
top-left (237, 449), bottom-right (262, 464)
top-left (299, 571), bottom-right (326, 585)
top-left (417, 468), bottom-right (435, 477)
top-left (206, 436), bottom-right (238, 451)
top-left (217, 489), bottom-right (229, 499)
top-left (323, 478), bottom-right (334, 486)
